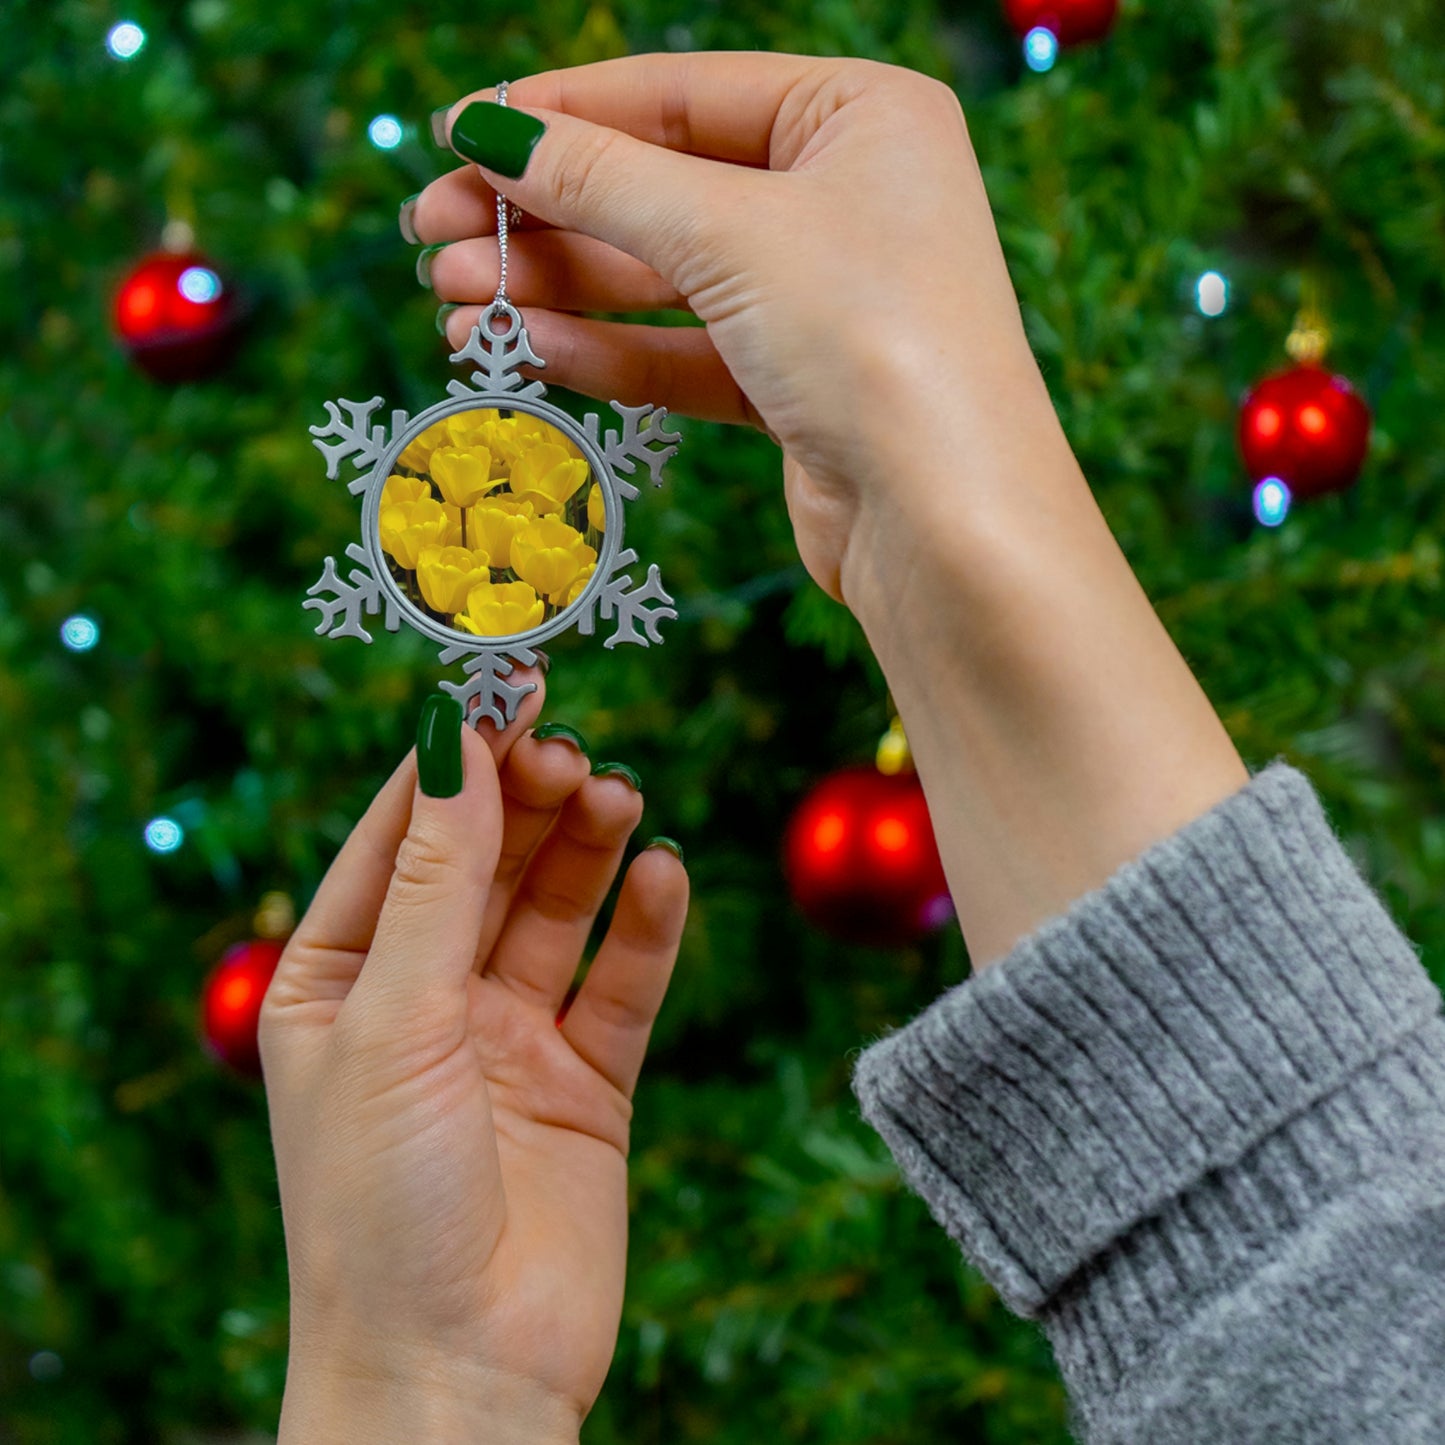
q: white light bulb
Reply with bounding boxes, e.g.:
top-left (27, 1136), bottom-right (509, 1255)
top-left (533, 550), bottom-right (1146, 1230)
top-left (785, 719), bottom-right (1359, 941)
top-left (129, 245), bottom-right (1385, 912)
top-left (106, 21), bottom-right (146, 59)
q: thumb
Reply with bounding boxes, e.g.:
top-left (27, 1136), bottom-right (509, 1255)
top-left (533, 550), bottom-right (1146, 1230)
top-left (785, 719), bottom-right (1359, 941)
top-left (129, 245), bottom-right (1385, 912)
top-left (346, 695), bottom-right (503, 1029)
top-left (441, 92), bottom-right (749, 292)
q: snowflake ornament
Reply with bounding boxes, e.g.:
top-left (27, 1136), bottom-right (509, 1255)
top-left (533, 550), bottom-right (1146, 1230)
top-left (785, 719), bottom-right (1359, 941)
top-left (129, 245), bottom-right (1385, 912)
top-left (305, 302), bottom-right (681, 728)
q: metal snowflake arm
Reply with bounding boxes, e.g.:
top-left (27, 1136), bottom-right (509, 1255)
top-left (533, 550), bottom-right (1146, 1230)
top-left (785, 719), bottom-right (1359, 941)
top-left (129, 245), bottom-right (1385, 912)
top-left (583, 402), bottom-right (681, 500)
top-left (578, 549), bottom-right (677, 649)
top-left (309, 397), bottom-right (410, 490)
top-left (303, 544), bottom-right (398, 643)
top-left (436, 644), bottom-right (540, 729)
top-left (447, 311), bottom-right (547, 401)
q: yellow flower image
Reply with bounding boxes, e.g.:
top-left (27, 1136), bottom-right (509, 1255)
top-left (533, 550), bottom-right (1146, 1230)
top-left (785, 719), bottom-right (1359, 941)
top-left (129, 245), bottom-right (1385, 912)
top-left (509, 442), bottom-right (589, 515)
top-left (445, 412), bottom-right (513, 478)
top-left (379, 496), bottom-right (451, 569)
top-left (511, 515), bottom-right (598, 599)
top-left (453, 580), bottom-right (545, 637)
top-left (587, 481), bottom-right (606, 533)
top-left (468, 496), bottom-right (537, 571)
top-left (430, 446), bottom-right (502, 509)
top-left (382, 473), bottom-right (433, 509)
top-left (552, 562), bottom-right (596, 609)
top-left (394, 421), bottom-right (449, 474)
top-left (416, 545), bottom-right (492, 615)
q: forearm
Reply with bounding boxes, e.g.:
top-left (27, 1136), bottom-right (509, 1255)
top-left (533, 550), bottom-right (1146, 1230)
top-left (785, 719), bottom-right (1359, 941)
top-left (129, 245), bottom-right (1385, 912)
top-left (279, 1343), bottom-right (582, 1445)
top-left (841, 370), bottom-right (1249, 970)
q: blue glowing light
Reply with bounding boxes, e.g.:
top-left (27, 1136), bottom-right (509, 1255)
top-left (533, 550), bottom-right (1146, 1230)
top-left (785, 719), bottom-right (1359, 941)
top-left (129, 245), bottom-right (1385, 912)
top-left (1196, 270), bottom-right (1229, 317)
top-left (178, 266), bottom-right (222, 303)
top-left (60, 615), bottom-right (100, 652)
top-left (144, 817), bottom-right (185, 853)
top-left (1024, 26), bottom-right (1059, 72)
top-left (106, 21), bottom-right (146, 59)
top-left (368, 114), bottom-right (404, 150)
top-left (1253, 477), bottom-right (1292, 528)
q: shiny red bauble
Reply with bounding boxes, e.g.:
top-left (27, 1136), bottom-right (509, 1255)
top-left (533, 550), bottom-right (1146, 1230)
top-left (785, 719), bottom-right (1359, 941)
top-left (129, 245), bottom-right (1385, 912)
top-left (784, 766), bottom-right (954, 947)
top-left (200, 939), bottom-right (284, 1077)
top-left (113, 250), bottom-right (239, 382)
top-left (1238, 363), bottom-right (1372, 500)
top-left (1003, 0), bottom-right (1118, 45)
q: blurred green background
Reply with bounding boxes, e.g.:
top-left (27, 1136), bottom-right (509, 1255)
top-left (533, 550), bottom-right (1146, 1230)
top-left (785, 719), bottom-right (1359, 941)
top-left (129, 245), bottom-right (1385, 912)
top-left (4, 0), bottom-right (1445, 1440)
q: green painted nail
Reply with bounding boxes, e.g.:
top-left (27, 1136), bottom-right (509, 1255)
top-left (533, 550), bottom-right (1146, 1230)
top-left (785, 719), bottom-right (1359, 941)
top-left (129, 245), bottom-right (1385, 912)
top-left (644, 836), bottom-right (684, 865)
top-left (416, 242), bottom-right (448, 289)
top-left (398, 193), bottom-right (421, 245)
top-left (417, 694), bottom-right (464, 798)
top-left (429, 105), bottom-right (452, 148)
top-left (533, 722), bottom-right (589, 755)
top-left (450, 100), bottom-right (546, 179)
top-left (435, 302), bottom-right (460, 337)
top-left (591, 760), bottom-right (642, 791)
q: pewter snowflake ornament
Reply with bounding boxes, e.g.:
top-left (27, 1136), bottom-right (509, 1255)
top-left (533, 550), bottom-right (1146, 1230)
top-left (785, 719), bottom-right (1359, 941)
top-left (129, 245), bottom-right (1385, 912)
top-left (304, 301), bottom-right (681, 728)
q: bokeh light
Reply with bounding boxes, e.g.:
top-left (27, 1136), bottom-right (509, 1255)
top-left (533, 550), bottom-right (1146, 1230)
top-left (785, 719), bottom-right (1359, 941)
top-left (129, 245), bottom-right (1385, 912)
top-left (368, 114), bottom-right (404, 150)
top-left (60, 615), bottom-right (100, 652)
top-left (144, 817), bottom-right (185, 853)
top-left (1196, 270), bottom-right (1229, 317)
top-left (1253, 477), bottom-right (1292, 528)
top-left (1024, 27), bottom-right (1059, 72)
top-left (105, 21), bottom-right (146, 59)
top-left (178, 266), bottom-right (222, 304)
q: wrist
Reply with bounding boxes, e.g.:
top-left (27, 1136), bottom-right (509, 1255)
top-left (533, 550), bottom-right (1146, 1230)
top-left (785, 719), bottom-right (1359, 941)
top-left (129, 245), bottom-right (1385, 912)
top-left (279, 1340), bottom-right (582, 1445)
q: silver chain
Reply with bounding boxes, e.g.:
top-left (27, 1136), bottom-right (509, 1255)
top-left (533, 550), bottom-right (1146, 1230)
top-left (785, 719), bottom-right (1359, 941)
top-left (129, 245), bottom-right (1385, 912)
top-left (491, 82), bottom-right (523, 317)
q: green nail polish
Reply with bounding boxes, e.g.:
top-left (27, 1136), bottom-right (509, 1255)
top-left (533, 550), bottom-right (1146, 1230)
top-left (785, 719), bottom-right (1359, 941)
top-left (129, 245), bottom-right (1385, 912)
top-left (417, 694), bottom-right (464, 797)
top-left (398, 193), bottom-right (421, 245)
top-left (429, 105), bottom-right (452, 148)
top-left (533, 722), bottom-right (589, 755)
top-left (416, 242), bottom-right (448, 289)
top-left (450, 100), bottom-right (546, 179)
top-left (643, 836), bottom-right (684, 865)
top-left (435, 302), bottom-right (460, 337)
top-left (591, 760), bottom-right (642, 791)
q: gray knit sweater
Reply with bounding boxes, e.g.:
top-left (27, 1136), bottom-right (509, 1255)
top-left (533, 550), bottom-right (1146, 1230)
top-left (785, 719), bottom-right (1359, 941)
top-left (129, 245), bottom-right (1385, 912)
top-left (850, 759), bottom-right (1445, 1442)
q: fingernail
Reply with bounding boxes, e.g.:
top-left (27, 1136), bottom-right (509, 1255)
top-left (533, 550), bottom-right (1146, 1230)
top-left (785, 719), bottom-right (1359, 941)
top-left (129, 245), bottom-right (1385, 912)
top-left (398, 193), bottom-right (421, 245)
top-left (417, 694), bottom-right (464, 797)
top-left (429, 105), bottom-right (453, 148)
top-left (435, 302), bottom-right (460, 337)
top-left (450, 100), bottom-right (547, 179)
top-left (591, 760), bottom-right (642, 791)
top-left (643, 836), bottom-right (684, 865)
top-left (416, 242), bottom-right (448, 289)
top-left (532, 722), bottom-right (589, 755)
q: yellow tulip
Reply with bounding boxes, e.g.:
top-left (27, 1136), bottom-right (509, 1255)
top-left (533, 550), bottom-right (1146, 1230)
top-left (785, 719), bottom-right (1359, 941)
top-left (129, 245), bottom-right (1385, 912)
top-left (382, 474), bottom-right (433, 509)
top-left (552, 562), bottom-right (597, 608)
top-left (509, 442), bottom-right (589, 515)
top-left (454, 580), bottom-right (545, 638)
top-left (395, 421), bottom-right (449, 473)
top-left (512, 515), bottom-right (598, 598)
top-left (468, 496), bottom-right (536, 571)
top-left (431, 445), bottom-right (503, 509)
top-left (446, 412), bottom-right (513, 478)
top-left (416, 545), bottom-right (493, 615)
top-left (379, 497), bottom-right (451, 569)
top-left (587, 482), bottom-right (606, 533)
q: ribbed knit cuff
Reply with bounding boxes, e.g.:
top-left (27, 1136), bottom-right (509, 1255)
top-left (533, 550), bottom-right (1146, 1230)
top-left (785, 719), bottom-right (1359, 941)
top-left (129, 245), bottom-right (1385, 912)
top-left (850, 758), bottom-right (1444, 1320)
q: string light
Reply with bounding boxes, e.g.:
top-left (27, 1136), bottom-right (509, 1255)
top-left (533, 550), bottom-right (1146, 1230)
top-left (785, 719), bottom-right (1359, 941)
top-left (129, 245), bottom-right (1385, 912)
top-left (367, 114), bottom-right (404, 150)
top-left (178, 266), bottom-right (223, 303)
top-left (60, 615), bottom-right (100, 652)
top-left (144, 817), bottom-right (185, 853)
top-left (1196, 270), bottom-right (1229, 317)
top-left (105, 21), bottom-right (146, 59)
top-left (1253, 477), bottom-right (1291, 528)
top-left (1024, 27), bottom-right (1060, 72)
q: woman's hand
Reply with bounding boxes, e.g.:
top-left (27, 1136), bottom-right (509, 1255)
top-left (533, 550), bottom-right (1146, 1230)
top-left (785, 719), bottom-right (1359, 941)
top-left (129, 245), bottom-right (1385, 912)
top-left (411, 53), bottom-right (1069, 607)
top-left (259, 679), bottom-right (688, 1443)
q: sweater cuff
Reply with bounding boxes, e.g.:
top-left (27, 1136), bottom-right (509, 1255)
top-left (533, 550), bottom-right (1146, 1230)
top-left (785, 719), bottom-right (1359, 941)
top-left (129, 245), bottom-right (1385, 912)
top-left (849, 758), bottom-right (1443, 1317)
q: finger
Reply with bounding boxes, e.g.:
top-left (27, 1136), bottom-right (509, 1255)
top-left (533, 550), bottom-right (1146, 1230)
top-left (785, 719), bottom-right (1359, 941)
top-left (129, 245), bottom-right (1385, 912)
top-left (464, 661), bottom-right (546, 762)
top-left (440, 306), bottom-right (763, 428)
top-left (471, 726), bottom-right (593, 972)
top-left (483, 772), bottom-right (646, 1013)
top-left (429, 230), bottom-right (688, 314)
top-left (346, 712), bottom-right (504, 1026)
top-left (560, 845), bottom-right (689, 1100)
top-left (412, 163), bottom-right (557, 245)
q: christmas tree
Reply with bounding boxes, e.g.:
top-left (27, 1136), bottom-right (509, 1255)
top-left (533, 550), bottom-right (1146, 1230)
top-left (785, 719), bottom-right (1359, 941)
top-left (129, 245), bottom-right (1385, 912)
top-left (4, 1), bottom-right (1444, 1440)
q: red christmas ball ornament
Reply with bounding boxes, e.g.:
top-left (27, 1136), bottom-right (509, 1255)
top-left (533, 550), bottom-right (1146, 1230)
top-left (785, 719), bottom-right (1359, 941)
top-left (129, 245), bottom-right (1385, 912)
top-left (113, 250), bottom-right (239, 382)
top-left (1238, 362), bottom-right (1372, 501)
top-left (784, 765), bottom-right (954, 947)
top-left (200, 939), bottom-right (283, 1077)
top-left (1003, 0), bottom-right (1118, 46)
